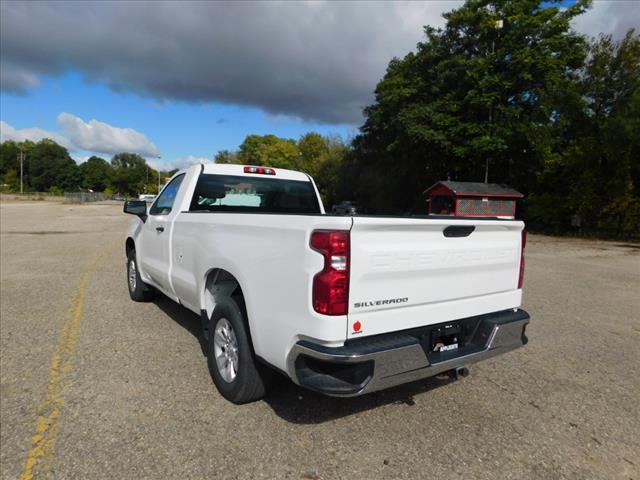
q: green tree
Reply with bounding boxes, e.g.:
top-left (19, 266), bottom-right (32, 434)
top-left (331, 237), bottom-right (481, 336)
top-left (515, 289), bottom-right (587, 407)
top-left (212, 132), bottom-right (350, 207)
top-left (61, 161), bottom-right (82, 191)
top-left (237, 134), bottom-right (300, 169)
top-left (0, 140), bottom-right (37, 189)
top-left (312, 135), bottom-right (350, 208)
top-left (214, 150), bottom-right (240, 164)
top-left (351, 0), bottom-right (590, 214)
top-left (79, 156), bottom-right (114, 191)
top-left (538, 30), bottom-right (640, 235)
top-left (111, 153), bottom-right (154, 196)
top-left (578, 31), bottom-right (639, 236)
top-left (27, 139), bottom-right (80, 191)
top-left (1, 169), bottom-right (19, 191)
top-left (0, 140), bottom-right (21, 175)
top-left (298, 132), bottom-right (327, 176)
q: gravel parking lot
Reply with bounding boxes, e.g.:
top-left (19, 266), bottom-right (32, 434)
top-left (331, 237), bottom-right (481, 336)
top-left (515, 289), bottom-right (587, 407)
top-left (1, 201), bottom-right (638, 480)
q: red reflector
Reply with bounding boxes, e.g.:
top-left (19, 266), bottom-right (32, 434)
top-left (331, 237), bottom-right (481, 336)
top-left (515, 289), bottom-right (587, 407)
top-left (243, 166), bottom-right (275, 175)
top-left (310, 230), bottom-right (350, 316)
top-left (518, 230), bottom-right (526, 289)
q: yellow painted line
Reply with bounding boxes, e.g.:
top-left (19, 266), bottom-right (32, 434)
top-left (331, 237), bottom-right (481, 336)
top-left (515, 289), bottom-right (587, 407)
top-left (21, 244), bottom-right (116, 480)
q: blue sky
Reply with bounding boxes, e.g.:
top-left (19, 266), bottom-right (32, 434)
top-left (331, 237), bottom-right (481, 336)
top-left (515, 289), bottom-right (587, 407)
top-left (0, 71), bottom-right (357, 168)
top-left (1, 1), bottom-right (636, 170)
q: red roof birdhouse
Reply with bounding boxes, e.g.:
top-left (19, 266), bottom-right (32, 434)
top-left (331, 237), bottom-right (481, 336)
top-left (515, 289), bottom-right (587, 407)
top-left (424, 181), bottom-right (523, 219)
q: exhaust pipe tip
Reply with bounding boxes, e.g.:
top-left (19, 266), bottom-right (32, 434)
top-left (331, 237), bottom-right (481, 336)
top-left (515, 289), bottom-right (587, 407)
top-left (449, 367), bottom-right (469, 379)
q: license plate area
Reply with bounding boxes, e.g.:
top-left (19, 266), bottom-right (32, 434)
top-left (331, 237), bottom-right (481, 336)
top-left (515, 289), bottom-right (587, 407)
top-left (420, 316), bottom-right (484, 362)
top-left (430, 322), bottom-right (462, 353)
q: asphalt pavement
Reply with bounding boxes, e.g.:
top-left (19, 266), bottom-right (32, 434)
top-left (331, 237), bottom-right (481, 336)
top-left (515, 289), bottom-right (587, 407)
top-left (1, 201), bottom-right (638, 480)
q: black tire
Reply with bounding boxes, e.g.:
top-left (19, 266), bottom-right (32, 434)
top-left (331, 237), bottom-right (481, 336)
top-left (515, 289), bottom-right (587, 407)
top-left (126, 250), bottom-right (154, 302)
top-left (206, 296), bottom-right (270, 404)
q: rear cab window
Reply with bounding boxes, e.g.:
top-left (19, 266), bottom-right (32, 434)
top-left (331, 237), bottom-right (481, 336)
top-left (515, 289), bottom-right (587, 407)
top-left (189, 174), bottom-right (321, 214)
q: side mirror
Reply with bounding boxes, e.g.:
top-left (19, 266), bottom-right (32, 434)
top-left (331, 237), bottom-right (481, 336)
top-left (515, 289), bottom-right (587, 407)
top-left (123, 199), bottom-right (147, 220)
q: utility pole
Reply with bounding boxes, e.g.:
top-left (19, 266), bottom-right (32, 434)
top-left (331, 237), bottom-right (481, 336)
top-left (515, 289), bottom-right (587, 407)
top-left (156, 154), bottom-right (162, 192)
top-left (485, 18), bottom-right (503, 184)
top-left (485, 98), bottom-right (493, 183)
top-left (19, 150), bottom-right (24, 193)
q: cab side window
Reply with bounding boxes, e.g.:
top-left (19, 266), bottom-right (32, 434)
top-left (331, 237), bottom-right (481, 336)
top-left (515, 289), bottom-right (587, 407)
top-left (149, 174), bottom-right (185, 216)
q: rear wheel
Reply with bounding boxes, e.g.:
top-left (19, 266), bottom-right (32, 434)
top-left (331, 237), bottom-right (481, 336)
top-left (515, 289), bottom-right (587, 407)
top-left (206, 296), bottom-right (270, 404)
top-left (126, 250), bottom-right (154, 302)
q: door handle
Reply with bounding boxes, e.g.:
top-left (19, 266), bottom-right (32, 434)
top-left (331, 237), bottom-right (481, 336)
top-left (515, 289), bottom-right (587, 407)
top-left (443, 225), bottom-right (475, 237)
top-left (156, 226), bottom-right (165, 233)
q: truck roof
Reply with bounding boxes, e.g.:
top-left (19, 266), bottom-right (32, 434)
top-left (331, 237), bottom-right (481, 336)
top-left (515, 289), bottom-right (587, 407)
top-left (200, 163), bottom-right (311, 182)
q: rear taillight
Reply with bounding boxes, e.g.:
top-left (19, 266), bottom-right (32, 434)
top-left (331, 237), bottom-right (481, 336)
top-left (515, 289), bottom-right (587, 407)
top-left (518, 230), bottom-right (526, 289)
top-left (244, 166), bottom-right (275, 175)
top-left (310, 230), bottom-right (350, 315)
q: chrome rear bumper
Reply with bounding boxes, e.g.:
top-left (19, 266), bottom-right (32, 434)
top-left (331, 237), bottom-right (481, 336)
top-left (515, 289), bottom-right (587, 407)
top-left (287, 309), bottom-right (529, 397)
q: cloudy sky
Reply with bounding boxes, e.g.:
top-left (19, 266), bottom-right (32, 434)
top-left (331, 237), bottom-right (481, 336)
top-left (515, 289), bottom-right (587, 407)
top-left (1, 0), bottom-right (638, 169)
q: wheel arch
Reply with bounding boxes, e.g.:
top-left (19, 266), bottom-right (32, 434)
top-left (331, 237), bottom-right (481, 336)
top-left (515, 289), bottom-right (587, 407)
top-left (201, 268), bottom-right (247, 320)
top-left (125, 237), bottom-right (135, 257)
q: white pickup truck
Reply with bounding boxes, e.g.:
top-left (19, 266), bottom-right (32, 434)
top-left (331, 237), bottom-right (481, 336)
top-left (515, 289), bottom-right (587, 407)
top-left (124, 163), bottom-right (529, 404)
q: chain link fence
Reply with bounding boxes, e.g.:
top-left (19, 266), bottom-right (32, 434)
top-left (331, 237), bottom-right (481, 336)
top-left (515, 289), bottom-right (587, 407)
top-left (63, 192), bottom-right (115, 204)
top-left (1, 191), bottom-right (129, 204)
top-left (0, 192), bottom-right (65, 202)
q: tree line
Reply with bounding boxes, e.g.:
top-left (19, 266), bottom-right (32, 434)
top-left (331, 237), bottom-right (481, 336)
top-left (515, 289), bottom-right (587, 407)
top-left (214, 133), bottom-right (349, 208)
top-left (344, 0), bottom-right (639, 237)
top-left (1, 0), bottom-right (638, 236)
top-left (0, 140), bottom-right (171, 196)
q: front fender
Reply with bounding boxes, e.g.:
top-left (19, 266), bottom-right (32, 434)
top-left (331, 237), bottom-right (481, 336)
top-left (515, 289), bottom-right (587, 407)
top-left (126, 217), bottom-right (143, 245)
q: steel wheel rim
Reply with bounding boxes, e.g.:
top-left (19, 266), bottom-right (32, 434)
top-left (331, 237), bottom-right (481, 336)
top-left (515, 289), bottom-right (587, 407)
top-left (128, 258), bottom-right (137, 291)
top-left (213, 318), bottom-right (239, 383)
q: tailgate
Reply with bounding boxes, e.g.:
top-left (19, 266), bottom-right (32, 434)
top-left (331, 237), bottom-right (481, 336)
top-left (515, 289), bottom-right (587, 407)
top-left (347, 217), bottom-right (524, 339)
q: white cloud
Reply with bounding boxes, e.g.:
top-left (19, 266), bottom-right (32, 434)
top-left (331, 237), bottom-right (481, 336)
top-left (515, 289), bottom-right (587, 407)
top-left (57, 113), bottom-right (160, 157)
top-left (0, 120), bottom-right (72, 148)
top-left (149, 155), bottom-right (210, 171)
top-left (573, 0), bottom-right (640, 40)
top-left (0, 114), bottom-right (160, 158)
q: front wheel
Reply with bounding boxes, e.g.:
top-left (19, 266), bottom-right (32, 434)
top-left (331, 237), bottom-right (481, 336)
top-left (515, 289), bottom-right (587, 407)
top-left (126, 250), bottom-right (154, 302)
top-left (207, 296), bottom-right (270, 404)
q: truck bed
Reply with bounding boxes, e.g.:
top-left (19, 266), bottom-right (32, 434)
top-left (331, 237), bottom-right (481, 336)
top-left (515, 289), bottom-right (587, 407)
top-left (169, 210), bottom-right (523, 371)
